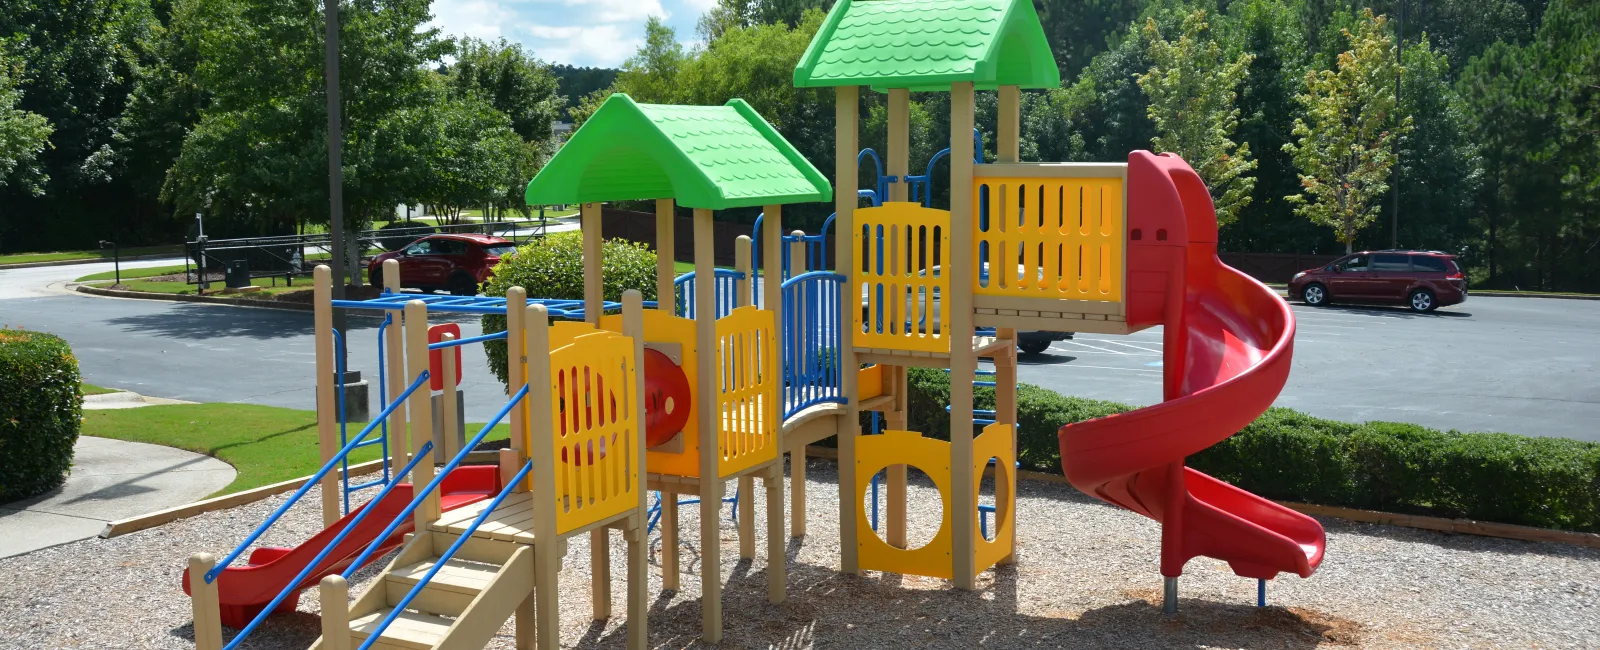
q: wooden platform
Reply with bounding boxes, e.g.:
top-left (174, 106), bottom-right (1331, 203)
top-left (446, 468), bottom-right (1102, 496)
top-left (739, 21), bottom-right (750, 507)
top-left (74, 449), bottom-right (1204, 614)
top-left (855, 334), bottom-right (1016, 368)
top-left (430, 492), bottom-right (537, 544)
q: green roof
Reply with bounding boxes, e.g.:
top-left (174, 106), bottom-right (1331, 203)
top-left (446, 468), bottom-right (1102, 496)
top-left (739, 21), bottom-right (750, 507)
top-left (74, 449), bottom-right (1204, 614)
top-left (524, 94), bottom-right (831, 210)
top-left (793, 0), bottom-right (1061, 92)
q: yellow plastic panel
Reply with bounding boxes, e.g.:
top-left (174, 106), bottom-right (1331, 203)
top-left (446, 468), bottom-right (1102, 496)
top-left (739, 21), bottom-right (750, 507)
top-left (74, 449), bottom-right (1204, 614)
top-left (857, 364), bottom-right (883, 401)
top-left (972, 423), bottom-right (1016, 576)
top-left (600, 310), bottom-right (702, 478)
top-left (854, 430), bottom-right (953, 579)
top-left (520, 321), bottom-right (604, 454)
top-left (974, 177), bottom-right (1124, 301)
top-left (853, 203), bottom-right (952, 353)
top-left (548, 330), bottom-right (640, 536)
top-left (714, 306), bottom-right (779, 477)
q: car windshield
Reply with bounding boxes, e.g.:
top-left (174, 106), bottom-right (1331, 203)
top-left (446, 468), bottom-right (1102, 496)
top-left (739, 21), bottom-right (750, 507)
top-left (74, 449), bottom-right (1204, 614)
top-left (482, 244), bottom-right (517, 258)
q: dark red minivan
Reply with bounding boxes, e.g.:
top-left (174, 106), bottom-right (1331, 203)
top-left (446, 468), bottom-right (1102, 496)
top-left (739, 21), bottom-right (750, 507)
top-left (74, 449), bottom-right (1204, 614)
top-left (367, 234), bottom-right (517, 295)
top-left (1287, 250), bottom-right (1468, 312)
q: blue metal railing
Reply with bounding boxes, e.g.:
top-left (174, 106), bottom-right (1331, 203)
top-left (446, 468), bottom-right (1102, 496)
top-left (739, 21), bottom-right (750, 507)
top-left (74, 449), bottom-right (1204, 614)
top-left (220, 440), bottom-right (436, 650)
top-left (781, 272), bottom-right (847, 419)
top-left (426, 330), bottom-right (508, 350)
top-left (337, 324), bottom-right (392, 513)
top-left (674, 268), bottom-right (745, 319)
top-left (358, 458), bottom-right (533, 650)
top-left (204, 370), bottom-right (432, 585)
top-left (906, 128), bottom-right (984, 208)
top-left (342, 383), bottom-right (532, 576)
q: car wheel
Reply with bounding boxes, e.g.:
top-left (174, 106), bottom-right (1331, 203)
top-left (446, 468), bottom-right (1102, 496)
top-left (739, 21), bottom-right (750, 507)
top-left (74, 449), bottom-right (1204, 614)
top-left (1409, 288), bottom-right (1436, 312)
top-left (449, 274), bottom-right (478, 296)
top-left (1302, 282), bottom-right (1329, 306)
top-left (1019, 340), bottom-right (1050, 356)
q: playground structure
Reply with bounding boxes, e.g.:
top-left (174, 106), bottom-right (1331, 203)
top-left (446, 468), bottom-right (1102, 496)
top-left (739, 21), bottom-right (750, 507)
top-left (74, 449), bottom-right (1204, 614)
top-left (182, 1), bottom-right (1327, 647)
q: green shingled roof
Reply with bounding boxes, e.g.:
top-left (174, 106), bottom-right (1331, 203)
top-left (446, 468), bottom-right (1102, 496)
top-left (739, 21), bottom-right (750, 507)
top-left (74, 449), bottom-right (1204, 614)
top-left (523, 94), bottom-right (831, 210)
top-left (793, 0), bottom-right (1061, 92)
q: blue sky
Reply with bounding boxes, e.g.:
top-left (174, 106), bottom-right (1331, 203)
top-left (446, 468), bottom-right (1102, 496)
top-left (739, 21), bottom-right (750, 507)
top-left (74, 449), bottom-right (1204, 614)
top-left (427, 0), bottom-right (714, 68)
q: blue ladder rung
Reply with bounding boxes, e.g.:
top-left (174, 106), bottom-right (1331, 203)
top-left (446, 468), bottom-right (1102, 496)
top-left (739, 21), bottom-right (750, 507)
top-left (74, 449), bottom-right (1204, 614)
top-left (974, 419), bottom-right (997, 425)
top-left (347, 478), bottom-right (386, 492)
top-left (973, 381), bottom-right (997, 387)
top-left (352, 437), bottom-right (386, 449)
top-left (978, 504), bottom-right (996, 513)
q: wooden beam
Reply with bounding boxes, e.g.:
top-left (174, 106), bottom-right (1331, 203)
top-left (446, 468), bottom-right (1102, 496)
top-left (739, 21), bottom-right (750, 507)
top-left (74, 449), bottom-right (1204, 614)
top-left (948, 81), bottom-right (978, 589)
top-left (404, 300), bottom-right (439, 529)
top-left (382, 259), bottom-right (409, 477)
top-left (656, 199), bottom-right (675, 312)
top-left (506, 286), bottom-right (528, 483)
top-left (834, 84), bottom-right (862, 575)
top-left (100, 459), bottom-right (386, 538)
top-left (888, 88), bottom-right (910, 203)
top-left (583, 202), bottom-right (602, 323)
top-left (692, 206), bottom-right (723, 643)
top-left (524, 304), bottom-right (560, 650)
top-left (313, 265), bottom-right (339, 526)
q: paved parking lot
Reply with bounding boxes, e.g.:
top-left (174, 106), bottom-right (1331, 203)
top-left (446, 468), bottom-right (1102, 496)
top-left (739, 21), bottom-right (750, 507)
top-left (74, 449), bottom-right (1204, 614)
top-left (3, 260), bottom-right (1597, 442)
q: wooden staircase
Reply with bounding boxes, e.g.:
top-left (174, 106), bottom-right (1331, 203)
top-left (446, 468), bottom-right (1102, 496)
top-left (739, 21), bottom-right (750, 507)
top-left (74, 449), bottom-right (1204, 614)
top-left (315, 531), bottom-right (534, 650)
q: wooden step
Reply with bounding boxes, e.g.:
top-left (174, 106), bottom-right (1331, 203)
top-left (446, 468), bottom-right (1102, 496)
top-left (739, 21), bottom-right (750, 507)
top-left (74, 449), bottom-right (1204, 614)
top-left (384, 558), bottom-right (500, 616)
top-left (349, 607), bottom-right (454, 650)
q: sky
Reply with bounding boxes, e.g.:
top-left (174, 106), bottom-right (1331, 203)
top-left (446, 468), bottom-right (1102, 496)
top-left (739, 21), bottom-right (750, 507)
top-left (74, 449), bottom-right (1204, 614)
top-left (427, 0), bottom-right (715, 68)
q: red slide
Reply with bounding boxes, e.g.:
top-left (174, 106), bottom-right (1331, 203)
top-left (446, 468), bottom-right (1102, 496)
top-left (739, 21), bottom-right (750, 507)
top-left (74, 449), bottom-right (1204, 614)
top-left (1057, 152), bottom-right (1325, 582)
top-left (181, 466), bottom-right (500, 627)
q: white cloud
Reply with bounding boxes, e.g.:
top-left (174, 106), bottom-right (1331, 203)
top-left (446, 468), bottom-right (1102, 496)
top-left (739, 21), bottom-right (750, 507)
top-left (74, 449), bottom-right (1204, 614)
top-left (428, 0), bottom-right (705, 67)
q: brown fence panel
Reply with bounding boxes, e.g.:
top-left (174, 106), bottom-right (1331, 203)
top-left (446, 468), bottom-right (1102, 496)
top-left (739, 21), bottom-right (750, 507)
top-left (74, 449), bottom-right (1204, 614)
top-left (1219, 252), bottom-right (1341, 284)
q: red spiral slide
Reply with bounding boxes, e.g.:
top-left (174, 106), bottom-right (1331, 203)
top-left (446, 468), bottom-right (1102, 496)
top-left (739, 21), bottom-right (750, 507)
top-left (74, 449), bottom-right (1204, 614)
top-left (1057, 152), bottom-right (1325, 583)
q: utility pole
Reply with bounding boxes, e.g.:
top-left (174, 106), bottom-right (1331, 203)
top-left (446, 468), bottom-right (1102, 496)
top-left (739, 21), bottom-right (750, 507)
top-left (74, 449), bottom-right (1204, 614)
top-left (325, 0), bottom-right (348, 353)
top-left (1391, 0), bottom-right (1404, 249)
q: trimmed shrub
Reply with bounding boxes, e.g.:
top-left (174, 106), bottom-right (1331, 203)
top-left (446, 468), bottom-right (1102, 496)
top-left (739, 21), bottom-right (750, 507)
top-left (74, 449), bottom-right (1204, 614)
top-left (0, 329), bottom-right (84, 502)
top-left (898, 366), bottom-right (1600, 533)
top-left (480, 232), bottom-right (659, 387)
top-left (377, 220), bottom-right (437, 251)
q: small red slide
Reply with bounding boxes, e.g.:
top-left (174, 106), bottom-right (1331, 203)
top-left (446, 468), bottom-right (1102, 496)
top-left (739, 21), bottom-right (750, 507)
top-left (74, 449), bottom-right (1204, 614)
top-left (181, 466), bottom-right (500, 628)
top-left (1058, 152), bottom-right (1325, 582)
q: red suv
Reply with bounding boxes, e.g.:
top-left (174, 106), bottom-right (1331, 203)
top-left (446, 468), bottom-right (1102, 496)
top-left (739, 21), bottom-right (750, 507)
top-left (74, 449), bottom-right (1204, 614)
top-left (367, 234), bottom-right (517, 295)
top-left (1288, 250), bottom-right (1467, 312)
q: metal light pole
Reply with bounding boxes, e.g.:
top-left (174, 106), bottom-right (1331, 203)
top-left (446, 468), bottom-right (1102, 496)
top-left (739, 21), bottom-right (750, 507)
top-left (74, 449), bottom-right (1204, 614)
top-left (99, 240), bottom-right (120, 286)
top-left (1391, 0), bottom-right (1404, 249)
top-left (325, 0), bottom-right (349, 357)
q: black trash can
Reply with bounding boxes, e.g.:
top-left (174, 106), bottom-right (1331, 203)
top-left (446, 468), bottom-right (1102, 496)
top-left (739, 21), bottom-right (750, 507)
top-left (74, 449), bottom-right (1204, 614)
top-left (225, 260), bottom-right (251, 288)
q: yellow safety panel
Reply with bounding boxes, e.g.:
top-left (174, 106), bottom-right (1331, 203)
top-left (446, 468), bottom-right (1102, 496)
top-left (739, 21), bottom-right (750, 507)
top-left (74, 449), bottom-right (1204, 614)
top-left (548, 330), bottom-right (640, 536)
top-left (972, 423), bottom-right (1016, 576)
top-left (599, 310), bottom-right (702, 478)
top-left (854, 430), bottom-right (953, 579)
top-left (854, 203), bottom-right (953, 354)
top-left (974, 177), bottom-right (1124, 302)
top-left (857, 364), bottom-right (883, 401)
top-left (714, 306), bottom-right (779, 478)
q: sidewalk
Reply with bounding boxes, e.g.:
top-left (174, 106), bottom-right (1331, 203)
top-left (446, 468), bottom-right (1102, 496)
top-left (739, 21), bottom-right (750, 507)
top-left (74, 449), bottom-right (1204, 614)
top-left (0, 433), bottom-right (235, 558)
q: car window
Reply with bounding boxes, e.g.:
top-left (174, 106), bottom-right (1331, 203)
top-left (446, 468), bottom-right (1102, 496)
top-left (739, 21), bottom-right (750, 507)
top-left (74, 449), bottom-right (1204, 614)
top-left (1339, 255), bottom-right (1370, 272)
top-left (1372, 253), bottom-right (1411, 271)
top-left (404, 240), bottom-right (433, 256)
top-left (1411, 255), bottom-right (1447, 272)
top-left (482, 244), bottom-right (517, 258)
top-left (431, 239), bottom-right (467, 255)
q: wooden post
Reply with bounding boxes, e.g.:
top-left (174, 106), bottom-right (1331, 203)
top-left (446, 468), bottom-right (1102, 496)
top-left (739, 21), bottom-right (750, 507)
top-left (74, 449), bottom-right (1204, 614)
top-left (382, 259), bottom-right (409, 476)
top-left (404, 300), bottom-right (440, 531)
top-left (506, 286), bottom-right (529, 490)
top-left (734, 235), bottom-right (756, 560)
top-left (888, 88), bottom-right (910, 203)
top-left (885, 366), bottom-right (908, 549)
top-left (995, 84), bottom-right (1021, 565)
top-left (764, 466), bottom-right (786, 604)
top-left (948, 81), bottom-right (979, 589)
top-left (440, 332), bottom-right (459, 459)
top-left (661, 495), bottom-right (680, 590)
top-left (189, 553), bottom-right (222, 650)
top-left (524, 304), bottom-right (560, 650)
top-left (656, 199), bottom-right (675, 313)
top-left (835, 84), bottom-right (862, 575)
top-left (314, 265), bottom-right (340, 526)
top-left (319, 574), bottom-right (351, 650)
top-left (621, 290), bottom-right (648, 650)
top-left (692, 206), bottom-right (724, 642)
top-left (583, 201), bottom-right (603, 323)
top-left (591, 528), bottom-right (611, 620)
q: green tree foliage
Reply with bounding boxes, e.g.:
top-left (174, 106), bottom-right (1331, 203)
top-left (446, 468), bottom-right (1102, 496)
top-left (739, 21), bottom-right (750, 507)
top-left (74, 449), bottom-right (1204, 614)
top-left (0, 50), bottom-right (53, 196)
top-left (548, 64), bottom-right (617, 119)
top-left (1137, 10), bottom-right (1257, 226)
top-left (1283, 10), bottom-right (1410, 253)
top-left (1392, 36), bottom-right (1477, 253)
top-left (444, 38), bottom-right (562, 217)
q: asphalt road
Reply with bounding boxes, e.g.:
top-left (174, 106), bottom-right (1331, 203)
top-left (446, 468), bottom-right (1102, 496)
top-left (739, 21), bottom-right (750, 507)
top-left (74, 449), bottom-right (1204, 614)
top-left (4, 261), bottom-right (1598, 441)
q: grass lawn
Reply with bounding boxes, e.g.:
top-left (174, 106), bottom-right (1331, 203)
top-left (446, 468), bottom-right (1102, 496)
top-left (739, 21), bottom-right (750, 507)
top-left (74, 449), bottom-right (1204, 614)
top-left (0, 244), bottom-right (184, 266)
top-left (81, 382), bottom-right (119, 396)
top-left (84, 402), bottom-right (511, 496)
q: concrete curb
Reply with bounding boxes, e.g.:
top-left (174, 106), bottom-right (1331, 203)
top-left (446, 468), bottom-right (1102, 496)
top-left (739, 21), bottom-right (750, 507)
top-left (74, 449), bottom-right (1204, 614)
top-left (0, 252), bottom-right (182, 270)
top-left (75, 283), bottom-right (312, 312)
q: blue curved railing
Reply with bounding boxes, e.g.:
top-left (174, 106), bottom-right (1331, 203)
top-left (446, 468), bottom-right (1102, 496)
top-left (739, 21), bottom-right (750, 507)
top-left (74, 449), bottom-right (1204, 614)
top-left (339, 324), bottom-right (391, 513)
top-left (906, 128), bottom-right (984, 208)
top-left (674, 268), bottom-right (745, 319)
top-left (781, 271), bottom-right (848, 418)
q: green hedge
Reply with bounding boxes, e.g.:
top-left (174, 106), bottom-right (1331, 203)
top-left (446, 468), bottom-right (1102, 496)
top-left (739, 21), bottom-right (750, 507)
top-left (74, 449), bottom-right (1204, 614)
top-left (899, 367), bottom-right (1600, 533)
top-left (479, 232), bottom-right (659, 387)
top-left (0, 329), bottom-right (84, 502)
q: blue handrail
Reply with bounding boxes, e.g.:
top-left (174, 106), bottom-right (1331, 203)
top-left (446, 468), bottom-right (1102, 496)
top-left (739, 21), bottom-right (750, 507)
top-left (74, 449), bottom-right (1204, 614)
top-left (204, 371), bottom-right (432, 583)
top-left (781, 272), bottom-right (848, 419)
top-left (342, 319), bottom-right (394, 512)
top-left (674, 268), bottom-right (745, 319)
top-left (220, 441), bottom-right (436, 650)
top-left (426, 330), bottom-right (508, 350)
top-left (343, 383), bottom-right (532, 576)
top-left (358, 458), bottom-right (534, 650)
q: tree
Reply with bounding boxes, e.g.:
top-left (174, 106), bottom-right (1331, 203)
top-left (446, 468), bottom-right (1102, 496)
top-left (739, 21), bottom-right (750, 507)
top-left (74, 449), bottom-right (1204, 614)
top-left (1392, 35), bottom-right (1478, 253)
top-left (383, 91), bottom-right (524, 224)
top-left (1137, 10), bottom-right (1256, 226)
top-left (1283, 10), bottom-right (1410, 254)
top-left (447, 38), bottom-right (562, 144)
top-left (0, 49), bottom-right (53, 196)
